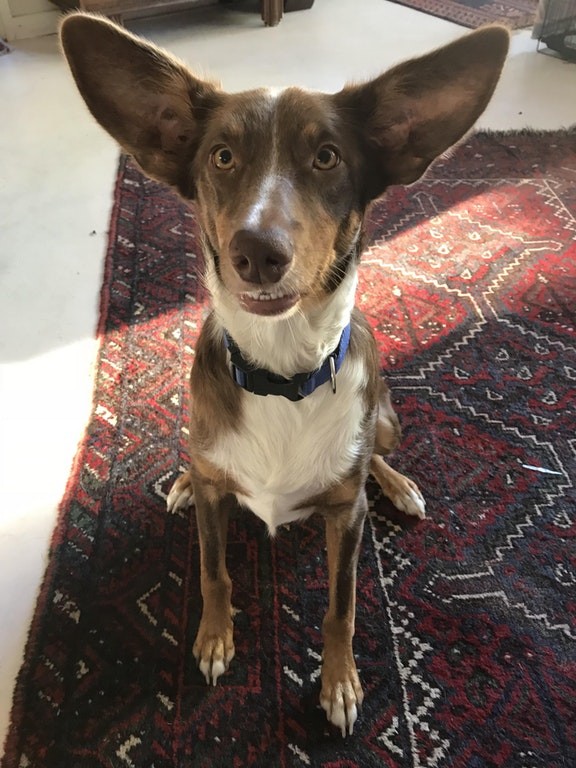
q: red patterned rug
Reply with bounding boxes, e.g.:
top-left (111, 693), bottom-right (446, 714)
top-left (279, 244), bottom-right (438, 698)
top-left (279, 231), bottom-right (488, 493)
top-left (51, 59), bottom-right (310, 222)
top-left (385, 0), bottom-right (538, 29)
top-left (3, 129), bottom-right (576, 767)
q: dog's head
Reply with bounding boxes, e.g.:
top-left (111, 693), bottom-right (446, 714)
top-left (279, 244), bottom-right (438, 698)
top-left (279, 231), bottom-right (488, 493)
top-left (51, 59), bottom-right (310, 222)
top-left (60, 15), bottom-right (508, 320)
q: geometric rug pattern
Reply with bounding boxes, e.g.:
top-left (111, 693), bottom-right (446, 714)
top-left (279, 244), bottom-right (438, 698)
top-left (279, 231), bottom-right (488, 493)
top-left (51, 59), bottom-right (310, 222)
top-left (384, 0), bottom-right (538, 29)
top-left (2, 129), bottom-right (575, 767)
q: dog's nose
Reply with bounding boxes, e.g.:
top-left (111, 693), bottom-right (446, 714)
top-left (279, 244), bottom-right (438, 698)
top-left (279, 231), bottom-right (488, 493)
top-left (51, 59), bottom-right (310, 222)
top-left (229, 229), bottom-right (292, 285)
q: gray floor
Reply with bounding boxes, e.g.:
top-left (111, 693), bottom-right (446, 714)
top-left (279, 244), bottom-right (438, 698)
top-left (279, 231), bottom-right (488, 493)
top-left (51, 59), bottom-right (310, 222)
top-left (1, 0), bottom-right (575, 750)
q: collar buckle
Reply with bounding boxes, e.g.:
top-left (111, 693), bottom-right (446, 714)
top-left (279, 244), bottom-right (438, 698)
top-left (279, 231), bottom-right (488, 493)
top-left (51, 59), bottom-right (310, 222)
top-left (229, 360), bottom-right (310, 402)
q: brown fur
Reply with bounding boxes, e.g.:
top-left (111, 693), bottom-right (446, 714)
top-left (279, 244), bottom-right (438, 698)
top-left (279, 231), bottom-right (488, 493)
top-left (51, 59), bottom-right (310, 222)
top-left (188, 312), bottom-right (244, 451)
top-left (60, 13), bottom-right (509, 735)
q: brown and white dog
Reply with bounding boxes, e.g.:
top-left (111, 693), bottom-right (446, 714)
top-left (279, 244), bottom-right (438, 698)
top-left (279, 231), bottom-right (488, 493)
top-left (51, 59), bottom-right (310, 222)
top-left (60, 14), bottom-right (509, 736)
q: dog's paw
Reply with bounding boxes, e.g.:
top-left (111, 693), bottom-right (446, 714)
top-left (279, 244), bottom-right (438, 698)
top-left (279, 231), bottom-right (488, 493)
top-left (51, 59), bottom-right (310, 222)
top-left (392, 477), bottom-right (426, 519)
top-left (320, 662), bottom-right (364, 737)
top-left (370, 456), bottom-right (426, 520)
top-left (193, 623), bottom-right (235, 686)
top-left (167, 472), bottom-right (195, 512)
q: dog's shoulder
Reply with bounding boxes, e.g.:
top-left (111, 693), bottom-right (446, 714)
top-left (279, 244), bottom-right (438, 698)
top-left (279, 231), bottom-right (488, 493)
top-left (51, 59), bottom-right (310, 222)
top-left (189, 311), bottom-right (244, 450)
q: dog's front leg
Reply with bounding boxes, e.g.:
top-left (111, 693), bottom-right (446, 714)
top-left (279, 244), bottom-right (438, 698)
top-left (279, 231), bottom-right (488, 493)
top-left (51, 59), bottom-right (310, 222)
top-left (192, 478), bottom-right (235, 686)
top-left (320, 491), bottom-right (367, 736)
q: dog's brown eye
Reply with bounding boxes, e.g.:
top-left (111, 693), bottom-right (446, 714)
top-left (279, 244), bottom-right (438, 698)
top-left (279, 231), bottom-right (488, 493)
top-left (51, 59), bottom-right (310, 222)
top-left (211, 145), bottom-right (235, 170)
top-left (314, 145), bottom-right (340, 170)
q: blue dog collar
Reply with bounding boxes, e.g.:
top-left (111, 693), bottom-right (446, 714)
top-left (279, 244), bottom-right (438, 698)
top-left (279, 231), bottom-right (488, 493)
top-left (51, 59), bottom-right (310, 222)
top-left (224, 323), bottom-right (351, 402)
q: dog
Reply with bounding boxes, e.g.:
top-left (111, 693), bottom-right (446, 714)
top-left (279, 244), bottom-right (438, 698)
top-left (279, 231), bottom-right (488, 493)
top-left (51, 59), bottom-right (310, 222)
top-left (60, 14), bottom-right (509, 736)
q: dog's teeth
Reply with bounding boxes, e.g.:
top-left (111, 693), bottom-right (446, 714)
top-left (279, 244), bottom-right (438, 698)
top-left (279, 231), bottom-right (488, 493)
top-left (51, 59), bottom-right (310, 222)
top-left (244, 290), bottom-right (287, 302)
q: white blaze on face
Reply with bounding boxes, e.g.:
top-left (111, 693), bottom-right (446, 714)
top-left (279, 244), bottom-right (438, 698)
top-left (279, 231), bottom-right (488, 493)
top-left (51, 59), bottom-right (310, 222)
top-left (242, 88), bottom-right (284, 231)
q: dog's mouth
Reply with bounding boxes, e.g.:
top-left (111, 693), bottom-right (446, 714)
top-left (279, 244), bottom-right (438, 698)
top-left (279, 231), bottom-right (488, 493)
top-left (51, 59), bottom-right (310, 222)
top-left (238, 289), bottom-right (300, 317)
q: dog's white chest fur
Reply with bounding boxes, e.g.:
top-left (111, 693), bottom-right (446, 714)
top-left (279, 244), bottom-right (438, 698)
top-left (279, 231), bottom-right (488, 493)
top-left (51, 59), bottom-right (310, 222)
top-left (206, 355), bottom-right (367, 534)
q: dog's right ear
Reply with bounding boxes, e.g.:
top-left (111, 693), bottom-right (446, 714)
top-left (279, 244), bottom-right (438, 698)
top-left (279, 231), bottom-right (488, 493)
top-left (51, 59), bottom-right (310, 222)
top-left (60, 13), bottom-right (220, 196)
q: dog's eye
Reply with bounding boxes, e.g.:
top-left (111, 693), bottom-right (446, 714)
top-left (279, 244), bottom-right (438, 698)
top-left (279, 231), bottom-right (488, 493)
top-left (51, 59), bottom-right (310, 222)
top-left (211, 145), bottom-right (235, 170)
top-left (313, 145), bottom-right (340, 170)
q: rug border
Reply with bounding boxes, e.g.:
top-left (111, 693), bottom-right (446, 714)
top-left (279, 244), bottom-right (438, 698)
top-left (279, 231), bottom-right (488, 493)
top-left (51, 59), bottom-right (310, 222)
top-left (383, 0), bottom-right (538, 30)
top-left (1, 156), bottom-right (128, 766)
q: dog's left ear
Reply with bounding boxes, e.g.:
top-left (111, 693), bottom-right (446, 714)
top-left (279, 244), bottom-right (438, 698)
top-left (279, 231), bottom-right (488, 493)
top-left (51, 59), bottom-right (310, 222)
top-left (336, 25), bottom-right (509, 198)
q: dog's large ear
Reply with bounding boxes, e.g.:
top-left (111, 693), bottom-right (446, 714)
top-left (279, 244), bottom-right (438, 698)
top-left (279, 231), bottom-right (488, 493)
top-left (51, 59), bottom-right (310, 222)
top-left (336, 26), bottom-right (509, 198)
top-left (60, 13), bottom-right (220, 195)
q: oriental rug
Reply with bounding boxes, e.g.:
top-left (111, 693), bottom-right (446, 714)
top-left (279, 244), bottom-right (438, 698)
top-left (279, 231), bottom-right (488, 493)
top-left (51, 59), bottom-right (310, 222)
top-left (385, 0), bottom-right (538, 29)
top-left (2, 129), bottom-right (576, 768)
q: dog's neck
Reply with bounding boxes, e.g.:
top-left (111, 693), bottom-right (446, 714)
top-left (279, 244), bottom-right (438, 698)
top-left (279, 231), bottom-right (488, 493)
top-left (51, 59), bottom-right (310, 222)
top-left (206, 265), bottom-right (358, 379)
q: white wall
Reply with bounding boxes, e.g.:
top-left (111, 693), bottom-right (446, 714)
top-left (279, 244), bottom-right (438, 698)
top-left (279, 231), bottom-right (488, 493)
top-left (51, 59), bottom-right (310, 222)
top-left (0, 0), bottom-right (60, 40)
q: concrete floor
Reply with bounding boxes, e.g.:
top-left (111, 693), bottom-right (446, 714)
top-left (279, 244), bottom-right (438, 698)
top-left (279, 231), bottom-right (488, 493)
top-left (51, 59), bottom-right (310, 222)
top-left (1, 0), bottom-right (575, 751)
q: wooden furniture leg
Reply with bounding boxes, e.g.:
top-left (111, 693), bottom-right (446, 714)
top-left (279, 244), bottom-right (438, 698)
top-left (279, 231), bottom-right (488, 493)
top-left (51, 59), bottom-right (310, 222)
top-left (261, 0), bottom-right (283, 26)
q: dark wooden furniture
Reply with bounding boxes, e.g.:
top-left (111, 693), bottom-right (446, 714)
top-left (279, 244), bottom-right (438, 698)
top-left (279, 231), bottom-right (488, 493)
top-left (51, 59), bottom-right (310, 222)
top-left (79, 0), bottom-right (314, 26)
top-left (263, 0), bottom-right (315, 26)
